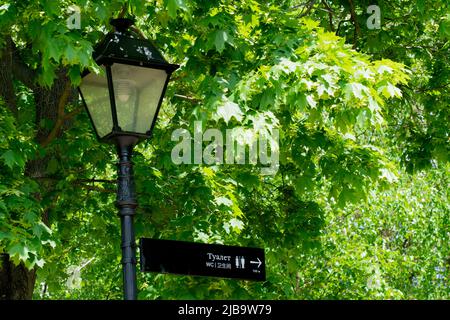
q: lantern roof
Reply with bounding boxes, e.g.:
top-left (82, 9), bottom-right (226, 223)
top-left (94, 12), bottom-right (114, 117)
top-left (79, 18), bottom-right (179, 144)
top-left (92, 18), bottom-right (179, 72)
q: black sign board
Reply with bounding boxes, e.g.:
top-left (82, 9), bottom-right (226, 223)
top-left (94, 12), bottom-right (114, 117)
top-left (139, 238), bottom-right (265, 281)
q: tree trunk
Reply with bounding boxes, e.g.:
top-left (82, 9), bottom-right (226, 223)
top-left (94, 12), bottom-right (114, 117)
top-left (1, 19), bottom-right (80, 299)
top-left (0, 63), bottom-right (74, 298)
top-left (0, 254), bottom-right (36, 300)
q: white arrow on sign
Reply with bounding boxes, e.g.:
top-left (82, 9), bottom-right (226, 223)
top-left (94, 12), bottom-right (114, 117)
top-left (250, 257), bottom-right (262, 268)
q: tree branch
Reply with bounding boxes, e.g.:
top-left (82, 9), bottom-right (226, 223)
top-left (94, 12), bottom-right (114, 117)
top-left (296, 0), bottom-right (319, 18)
top-left (34, 176), bottom-right (116, 184)
top-left (63, 106), bottom-right (84, 121)
top-left (347, 0), bottom-right (360, 49)
top-left (336, 19), bottom-right (351, 36)
top-left (76, 183), bottom-right (116, 193)
top-left (76, 179), bottom-right (116, 184)
top-left (130, 26), bottom-right (147, 39)
top-left (415, 82), bottom-right (450, 93)
top-left (173, 93), bottom-right (200, 102)
top-left (322, 0), bottom-right (335, 32)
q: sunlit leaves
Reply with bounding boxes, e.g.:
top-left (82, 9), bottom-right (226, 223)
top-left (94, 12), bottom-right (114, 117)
top-left (308, 165), bottom-right (450, 299)
top-left (165, 0), bottom-right (189, 19)
top-left (215, 99), bottom-right (244, 124)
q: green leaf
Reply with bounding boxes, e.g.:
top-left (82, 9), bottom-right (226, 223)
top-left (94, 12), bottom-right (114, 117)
top-left (378, 83), bottom-right (402, 98)
top-left (0, 231), bottom-right (12, 240)
top-left (416, 0), bottom-right (425, 14)
top-left (294, 174), bottom-right (315, 193)
top-left (295, 93), bottom-right (308, 112)
top-left (166, 0), bottom-right (187, 19)
top-left (45, 38), bottom-right (62, 62)
top-left (63, 43), bottom-right (79, 64)
top-left (26, 255), bottom-right (45, 269)
top-left (1, 150), bottom-right (25, 169)
top-left (379, 168), bottom-right (398, 183)
top-left (215, 100), bottom-right (243, 124)
top-left (306, 95), bottom-right (316, 108)
top-left (0, 200), bottom-right (7, 213)
top-left (42, 239), bottom-right (56, 248)
top-left (68, 65), bottom-right (81, 86)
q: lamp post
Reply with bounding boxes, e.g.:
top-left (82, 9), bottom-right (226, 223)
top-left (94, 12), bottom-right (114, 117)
top-left (78, 18), bottom-right (179, 300)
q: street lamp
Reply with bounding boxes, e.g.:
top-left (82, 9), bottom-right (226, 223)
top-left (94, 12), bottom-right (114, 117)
top-left (78, 17), bottom-right (179, 300)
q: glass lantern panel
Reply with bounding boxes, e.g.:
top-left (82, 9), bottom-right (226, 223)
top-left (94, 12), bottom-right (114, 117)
top-left (79, 68), bottom-right (113, 138)
top-left (111, 63), bottom-right (168, 134)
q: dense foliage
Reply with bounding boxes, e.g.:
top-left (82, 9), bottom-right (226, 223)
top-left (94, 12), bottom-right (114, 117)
top-left (0, 0), bottom-right (448, 299)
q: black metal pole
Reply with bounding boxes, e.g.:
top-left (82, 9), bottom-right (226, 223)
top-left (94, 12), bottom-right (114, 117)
top-left (116, 136), bottom-right (139, 300)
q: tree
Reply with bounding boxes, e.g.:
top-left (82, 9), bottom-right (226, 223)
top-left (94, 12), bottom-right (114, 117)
top-left (0, 0), bottom-right (447, 300)
top-left (293, 0), bottom-right (450, 171)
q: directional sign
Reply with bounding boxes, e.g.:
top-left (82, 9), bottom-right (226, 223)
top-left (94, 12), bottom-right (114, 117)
top-left (139, 238), bottom-right (265, 281)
